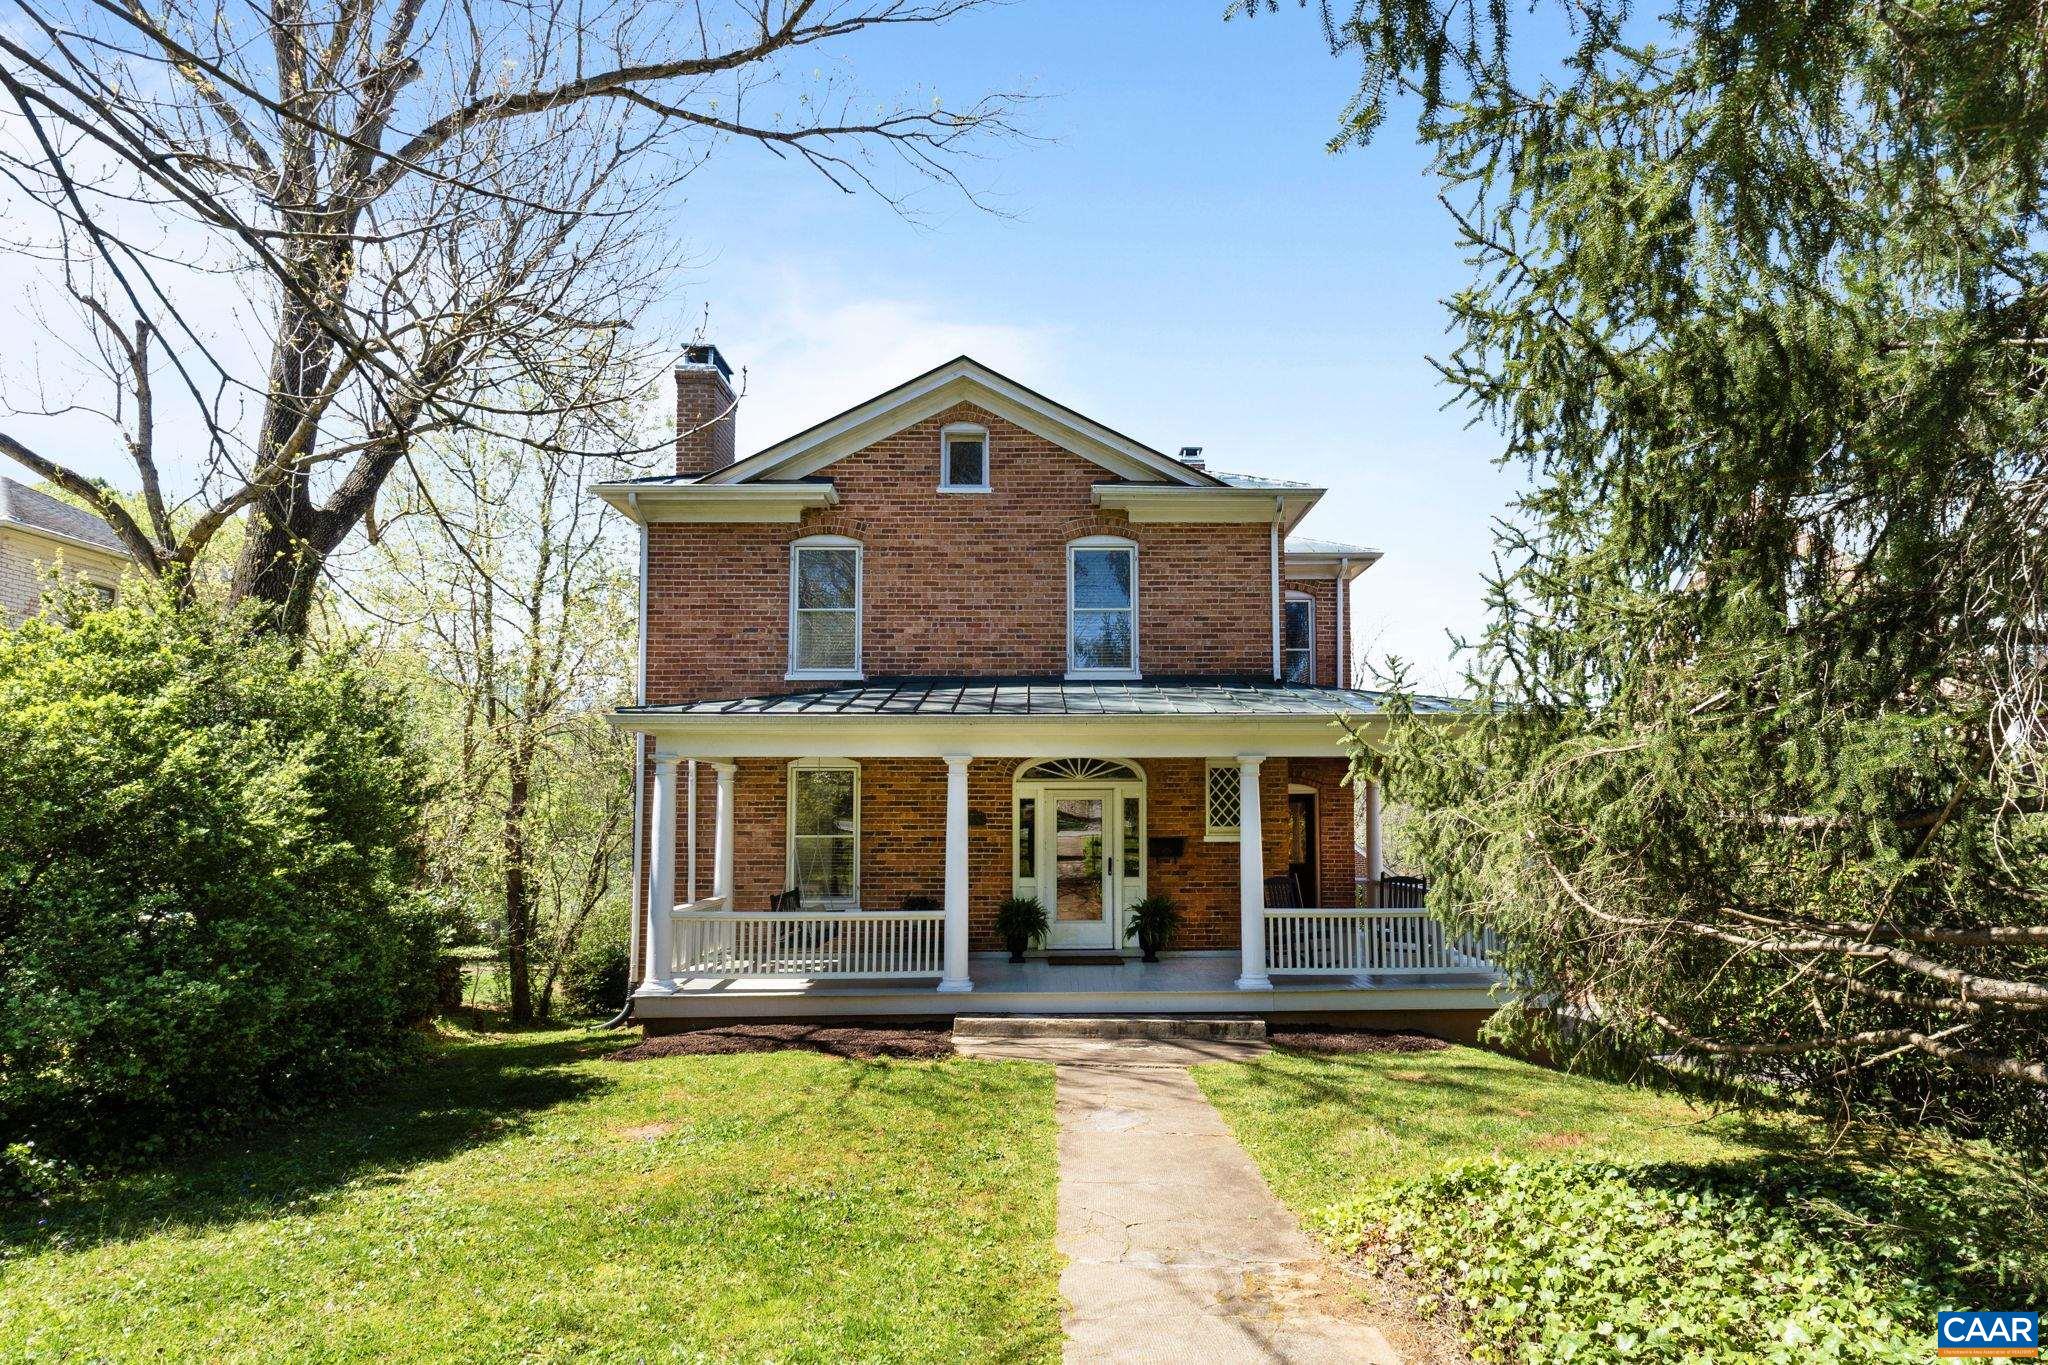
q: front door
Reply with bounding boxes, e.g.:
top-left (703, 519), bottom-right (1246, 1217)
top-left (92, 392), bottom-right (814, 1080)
top-left (1047, 788), bottom-right (1116, 949)
top-left (1287, 792), bottom-right (1318, 908)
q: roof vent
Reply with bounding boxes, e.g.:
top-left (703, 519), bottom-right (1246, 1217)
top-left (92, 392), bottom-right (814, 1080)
top-left (1178, 445), bottom-right (1205, 469)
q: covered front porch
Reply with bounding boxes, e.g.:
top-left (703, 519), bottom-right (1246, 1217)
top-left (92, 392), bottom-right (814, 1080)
top-left (617, 678), bottom-right (1494, 1024)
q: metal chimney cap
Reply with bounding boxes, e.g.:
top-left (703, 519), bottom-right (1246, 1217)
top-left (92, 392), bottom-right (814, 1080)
top-left (1178, 445), bottom-right (1205, 467)
top-left (680, 343), bottom-right (732, 380)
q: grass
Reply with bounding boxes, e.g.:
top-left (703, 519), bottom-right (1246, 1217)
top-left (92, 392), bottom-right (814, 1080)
top-left (1191, 1042), bottom-right (1798, 1212)
top-left (0, 1024), bottom-right (1061, 1364)
top-left (1194, 1042), bottom-right (2045, 1361)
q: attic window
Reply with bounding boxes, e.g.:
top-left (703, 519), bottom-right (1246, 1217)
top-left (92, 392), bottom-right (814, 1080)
top-left (940, 424), bottom-right (989, 491)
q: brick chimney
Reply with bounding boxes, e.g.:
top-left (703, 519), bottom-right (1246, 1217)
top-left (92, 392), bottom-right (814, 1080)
top-left (675, 344), bottom-right (736, 477)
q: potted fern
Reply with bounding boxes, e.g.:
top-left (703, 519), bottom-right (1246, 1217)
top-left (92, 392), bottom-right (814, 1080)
top-left (1124, 893), bottom-right (1182, 963)
top-left (994, 895), bottom-right (1049, 962)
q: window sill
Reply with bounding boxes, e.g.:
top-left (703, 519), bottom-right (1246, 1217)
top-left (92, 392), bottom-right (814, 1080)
top-left (936, 484), bottom-right (991, 494)
top-left (1204, 831), bottom-right (1242, 843)
top-left (786, 670), bottom-right (865, 682)
top-left (1064, 669), bottom-right (1141, 682)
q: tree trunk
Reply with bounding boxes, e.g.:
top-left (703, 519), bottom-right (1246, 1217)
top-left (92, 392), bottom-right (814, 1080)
top-left (504, 759), bottom-right (534, 1024)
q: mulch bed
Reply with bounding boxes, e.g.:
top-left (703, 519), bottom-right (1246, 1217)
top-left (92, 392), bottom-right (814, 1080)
top-left (1267, 1027), bottom-right (1452, 1055)
top-left (605, 1021), bottom-right (955, 1062)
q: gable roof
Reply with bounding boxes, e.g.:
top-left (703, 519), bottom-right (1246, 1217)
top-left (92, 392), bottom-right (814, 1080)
top-left (0, 479), bottom-right (128, 556)
top-left (702, 355), bottom-right (1234, 489)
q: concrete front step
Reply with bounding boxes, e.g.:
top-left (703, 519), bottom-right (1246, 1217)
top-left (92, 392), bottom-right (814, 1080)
top-left (953, 1014), bottom-right (1267, 1042)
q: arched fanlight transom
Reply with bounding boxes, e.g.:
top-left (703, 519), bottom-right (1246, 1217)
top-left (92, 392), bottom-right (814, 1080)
top-left (1018, 758), bottom-right (1141, 784)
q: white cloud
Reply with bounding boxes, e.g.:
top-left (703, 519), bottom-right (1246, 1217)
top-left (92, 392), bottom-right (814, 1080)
top-left (708, 272), bottom-right (1071, 451)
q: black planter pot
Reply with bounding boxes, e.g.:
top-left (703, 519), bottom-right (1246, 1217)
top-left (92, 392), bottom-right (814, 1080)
top-left (1006, 938), bottom-right (1029, 964)
top-left (1137, 931), bottom-right (1161, 964)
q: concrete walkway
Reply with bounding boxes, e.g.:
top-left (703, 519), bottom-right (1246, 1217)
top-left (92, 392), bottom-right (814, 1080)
top-left (963, 1036), bottom-right (1402, 1364)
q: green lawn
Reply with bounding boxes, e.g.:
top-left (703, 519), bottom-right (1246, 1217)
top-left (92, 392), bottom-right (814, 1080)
top-left (1192, 1042), bottom-right (1799, 1212)
top-left (0, 1026), bottom-right (1061, 1364)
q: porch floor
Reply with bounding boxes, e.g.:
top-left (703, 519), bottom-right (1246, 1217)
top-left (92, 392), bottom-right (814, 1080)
top-left (635, 953), bottom-right (1503, 1022)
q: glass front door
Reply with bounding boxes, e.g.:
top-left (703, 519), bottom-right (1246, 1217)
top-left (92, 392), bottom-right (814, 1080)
top-left (1047, 789), bottom-right (1116, 948)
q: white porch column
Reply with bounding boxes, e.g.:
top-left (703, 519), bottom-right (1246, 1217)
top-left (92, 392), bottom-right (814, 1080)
top-left (1235, 754), bottom-right (1272, 990)
top-left (685, 760), bottom-right (699, 902)
top-left (1365, 779), bottom-right (1385, 906)
top-left (938, 753), bottom-right (974, 993)
top-left (640, 754), bottom-right (679, 994)
top-left (711, 761), bottom-right (736, 905)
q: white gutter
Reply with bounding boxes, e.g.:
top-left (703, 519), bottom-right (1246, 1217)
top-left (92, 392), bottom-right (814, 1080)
top-left (0, 517), bottom-right (134, 562)
top-left (1336, 556), bottom-right (1349, 688)
top-left (1269, 497), bottom-right (1282, 680)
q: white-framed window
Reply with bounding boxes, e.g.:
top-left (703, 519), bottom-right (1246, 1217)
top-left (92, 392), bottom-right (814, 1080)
top-left (1283, 591), bottom-right (1315, 684)
top-left (1067, 536), bottom-right (1139, 678)
top-left (939, 423), bottom-right (990, 492)
top-left (788, 536), bottom-right (862, 679)
top-left (787, 758), bottom-right (860, 907)
top-left (1205, 761), bottom-right (1241, 841)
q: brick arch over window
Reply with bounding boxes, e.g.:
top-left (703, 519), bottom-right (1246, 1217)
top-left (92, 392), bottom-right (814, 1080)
top-left (785, 510), bottom-right (877, 545)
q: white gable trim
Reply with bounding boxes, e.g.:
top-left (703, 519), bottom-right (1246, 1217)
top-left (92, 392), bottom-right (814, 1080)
top-left (702, 357), bottom-right (1225, 489)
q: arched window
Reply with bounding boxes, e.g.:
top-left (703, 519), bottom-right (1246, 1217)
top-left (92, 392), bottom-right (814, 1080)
top-left (1067, 535), bottom-right (1139, 678)
top-left (1017, 759), bottom-right (1141, 783)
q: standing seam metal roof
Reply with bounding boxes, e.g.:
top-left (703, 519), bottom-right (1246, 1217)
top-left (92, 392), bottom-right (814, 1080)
top-left (618, 677), bottom-right (1463, 718)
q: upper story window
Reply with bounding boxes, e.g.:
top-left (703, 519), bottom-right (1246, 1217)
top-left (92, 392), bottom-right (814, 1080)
top-left (789, 536), bottom-right (862, 678)
top-left (1283, 592), bottom-right (1315, 683)
top-left (939, 423), bottom-right (989, 492)
top-left (1067, 536), bottom-right (1139, 678)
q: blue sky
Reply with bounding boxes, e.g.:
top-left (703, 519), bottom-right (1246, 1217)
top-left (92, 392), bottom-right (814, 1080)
top-left (651, 2), bottom-right (1524, 692)
top-left (0, 2), bottom-right (1526, 690)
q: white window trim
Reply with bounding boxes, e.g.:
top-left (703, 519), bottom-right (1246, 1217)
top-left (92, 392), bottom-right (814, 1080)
top-left (1283, 590), bottom-right (1316, 685)
top-left (787, 535), bottom-right (864, 681)
top-left (1065, 535), bottom-right (1141, 681)
top-left (786, 757), bottom-right (861, 908)
top-left (938, 422), bottom-right (991, 493)
top-left (1204, 759), bottom-right (1241, 842)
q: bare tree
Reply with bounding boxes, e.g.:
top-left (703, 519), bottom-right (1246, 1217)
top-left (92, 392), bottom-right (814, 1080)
top-left (345, 404), bottom-right (638, 1024)
top-left (0, 0), bottom-right (1022, 632)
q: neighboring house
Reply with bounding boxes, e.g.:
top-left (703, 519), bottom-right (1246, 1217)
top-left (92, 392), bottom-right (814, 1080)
top-left (601, 349), bottom-right (1496, 1034)
top-left (0, 478), bottom-right (129, 625)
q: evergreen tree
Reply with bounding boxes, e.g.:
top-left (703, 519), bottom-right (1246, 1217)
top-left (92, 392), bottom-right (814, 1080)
top-left (1249, 0), bottom-right (2048, 1141)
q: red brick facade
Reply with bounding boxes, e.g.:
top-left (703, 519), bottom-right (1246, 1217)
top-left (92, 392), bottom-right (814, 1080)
top-left (645, 402), bottom-right (1276, 704)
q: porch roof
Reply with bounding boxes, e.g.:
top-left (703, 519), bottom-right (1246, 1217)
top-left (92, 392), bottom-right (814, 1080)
top-left (614, 679), bottom-right (1466, 720)
top-left (619, 676), bottom-right (1464, 719)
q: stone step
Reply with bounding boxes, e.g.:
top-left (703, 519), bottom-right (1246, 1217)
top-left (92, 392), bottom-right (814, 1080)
top-left (952, 1014), bottom-right (1267, 1042)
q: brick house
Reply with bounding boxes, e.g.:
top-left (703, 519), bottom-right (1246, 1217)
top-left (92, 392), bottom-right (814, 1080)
top-left (602, 350), bottom-right (1496, 1031)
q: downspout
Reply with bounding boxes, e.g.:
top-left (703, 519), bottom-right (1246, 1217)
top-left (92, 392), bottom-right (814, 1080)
top-left (1269, 497), bottom-right (1282, 680)
top-left (605, 507), bottom-right (649, 1029)
top-left (1336, 557), bottom-right (1349, 688)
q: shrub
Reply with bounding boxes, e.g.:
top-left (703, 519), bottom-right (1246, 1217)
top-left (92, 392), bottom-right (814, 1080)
top-left (1318, 1157), bottom-right (2046, 1363)
top-left (559, 936), bottom-right (630, 1018)
top-left (0, 595), bottom-right (436, 1175)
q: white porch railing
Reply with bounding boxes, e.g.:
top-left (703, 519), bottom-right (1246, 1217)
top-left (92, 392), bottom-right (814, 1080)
top-left (671, 905), bottom-right (947, 979)
top-left (1264, 908), bottom-right (1498, 977)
